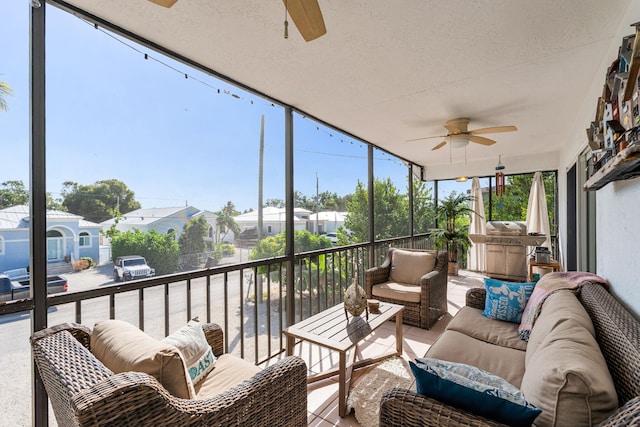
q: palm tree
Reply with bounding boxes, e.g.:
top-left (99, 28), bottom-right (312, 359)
top-left (0, 80), bottom-right (13, 111)
top-left (0, 80), bottom-right (13, 112)
top-left (432, 191), bottom-right (475, 275)
top-left (215, 212), bottom-right (240, 243)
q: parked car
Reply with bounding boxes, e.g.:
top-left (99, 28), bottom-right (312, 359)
top-left (113, 255), bottom-right (155, 281)
top-left (0, 274), bottom-right (68, 302)
top-left (325, 232), bottom-right (339, 244)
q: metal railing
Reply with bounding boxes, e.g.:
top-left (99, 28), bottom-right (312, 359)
top-left (1, 234), bottom-right (435, 366)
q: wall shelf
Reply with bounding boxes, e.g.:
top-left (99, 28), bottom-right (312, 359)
top-left (584, 144), bottom-right (640, 190)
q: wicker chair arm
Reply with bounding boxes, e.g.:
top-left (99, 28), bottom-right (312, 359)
top-left (465, 287), bottom-right (486, 310)
top-left (202, 323), bottom-right (224, 357)
top-left (380, 388), bottom-right (508, 427)
top-left (365, 265), bottom-right (391, 296)
top-left (597, 396), bottom-right (640, 426)
top-left (31, 322), bottom-right (92, 349)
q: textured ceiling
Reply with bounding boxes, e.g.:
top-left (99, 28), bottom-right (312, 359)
top-left (56, 0), bottom-right (637, 179)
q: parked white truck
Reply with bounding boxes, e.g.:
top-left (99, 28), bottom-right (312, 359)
top-left (113, 255), bottom-right (156, 281)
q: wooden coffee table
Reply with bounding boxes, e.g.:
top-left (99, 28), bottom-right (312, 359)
top-left (283, 302), bottom-right (404, 417)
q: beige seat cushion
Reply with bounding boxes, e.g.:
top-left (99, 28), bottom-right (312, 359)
top-left (446, 306), bottom-right (527, 351)
top-left (372, 282), bottom-right (421, 303)
top-left (425, 329), bottom-right (526, 388)
top-left (521, 318), bottom-right (617, 426)
top-left (194, 354), bottom-right (261, 399)
top-left (389, 249), bottom-right (436, 285)
top-left (91, 319), bottom-right (195, 399)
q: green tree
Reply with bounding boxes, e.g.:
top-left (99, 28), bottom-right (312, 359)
top-left (215, 202), bottom-right (241, 243)
top-left (264, 198), bottom-right (285, 208)
top-left (111, 229), bottom-right (180, 276)
top-left (0, 180), bottom-right (65, 210)
top-left (178, 216), bottom-right (209, 254)
top-left (0, 180), bottom-right (28, 208)
top-left (61, 179), bottom-right (141, 223)
top-left (343, 178), bottom-right (409, 242)
top-left (249, 230), bottom-right (333, 291)
top-left (489, 172), bottom-right (556, 235)
top-left (0, 80), bottom-right (13, 112)
top-left (249, 229), bottom-right (332, 260)
top-left (413, 178), bottom-right (436, 234)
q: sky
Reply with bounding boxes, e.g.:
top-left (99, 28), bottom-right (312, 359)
top-left (0, 1), bottom-right (459, 216)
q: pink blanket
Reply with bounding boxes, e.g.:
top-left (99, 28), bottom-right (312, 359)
top-left (518, 272), bottom-right (609, 341)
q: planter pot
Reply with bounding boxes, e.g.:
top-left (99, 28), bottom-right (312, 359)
top-left (448, 262), bottom-right (459, 276)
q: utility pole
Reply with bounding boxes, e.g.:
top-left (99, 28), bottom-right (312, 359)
top-left (315, 173), bottom-right (319, 234)
top-left (257, 115), bottom-right (265, 302)
top-left (258, 115), bottom-right (264, 241)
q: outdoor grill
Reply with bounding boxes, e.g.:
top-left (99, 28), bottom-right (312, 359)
top-left (470, 221), bottom-right (547, 282)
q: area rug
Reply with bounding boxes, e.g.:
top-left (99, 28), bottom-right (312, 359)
top-left (346, 356), bottom-right (415, 427)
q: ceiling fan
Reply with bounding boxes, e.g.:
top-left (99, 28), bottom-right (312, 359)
top-left (407, 118), bottom-right (518, 151)
top-left (147, 0), bottom-right (326, 42)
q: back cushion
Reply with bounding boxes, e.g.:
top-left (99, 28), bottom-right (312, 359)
top-left (389, 249), bottom-right (436, 285)
top-left (92, 319), bottom-right (195, 399)
top-left (525, 290), bottom-right (595, 366)
top-left (520, 297), bottom-right (617, 426)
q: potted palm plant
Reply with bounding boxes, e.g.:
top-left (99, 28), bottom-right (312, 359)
top-left (432, 191), bottom-right (475, 276)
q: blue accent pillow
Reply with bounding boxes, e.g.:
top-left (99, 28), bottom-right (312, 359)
top-left (410, 358), bottom-right (541, 427)
top-left (482, 278), bottom-right (535, 323)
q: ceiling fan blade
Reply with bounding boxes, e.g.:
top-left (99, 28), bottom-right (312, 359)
top-left (470, 125), bottom-right (517, 135)
top-left (406, 134), bottom-right (447, 142)
top-left (469, 135), bottom-right (496, 146)
top-left (284, 0), bottom-right (327, 42)
top-left (148, 0), bottom-right (178, 7)
top-left (431, 140), bottom-right (448, 150)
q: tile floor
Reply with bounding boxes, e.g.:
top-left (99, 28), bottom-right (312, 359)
top-left (270, 270), bottom-right (486, 426)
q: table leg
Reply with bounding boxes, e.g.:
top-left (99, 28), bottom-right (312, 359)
top-left (286, 334), bottom-right (294, 356)
top-left (338, 350), bottom-right (347, 417)
top-left (395, 310), bottom-right (403, 355)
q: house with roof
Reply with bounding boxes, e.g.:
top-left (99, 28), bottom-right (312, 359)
top-left (234, 206), bottom-right (309, 239)
top-left (0, 205), bottom-right (101, 272)
top-left (307, 211), bottom-right (347, 234)
top-left (100, 206), bottom-right (218, 242)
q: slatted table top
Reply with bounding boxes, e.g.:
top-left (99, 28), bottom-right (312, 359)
top-left (283, 302), bottom-right (404, 352)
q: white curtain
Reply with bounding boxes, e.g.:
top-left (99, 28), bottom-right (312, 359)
top-left (468, 176), bottom-right (486, 272)
top-left (526, 171), bottom-right (552, 250)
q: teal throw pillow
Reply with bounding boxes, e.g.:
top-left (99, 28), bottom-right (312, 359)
top-left (410, 358), bottom-right (541, 427)
top-left (482, 278), bottom-right (535, 323)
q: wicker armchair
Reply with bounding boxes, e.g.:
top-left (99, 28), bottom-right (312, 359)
top-left (31, 322), bottom-right (308, 427)
top-left (365, 248), bottom-right (448, 329)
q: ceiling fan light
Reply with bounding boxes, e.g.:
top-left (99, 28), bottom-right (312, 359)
top-left (449, 136), bottom-right (469, 149)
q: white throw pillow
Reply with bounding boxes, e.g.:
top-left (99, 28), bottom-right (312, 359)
top-left (162, 319), bottom-right (216, 385)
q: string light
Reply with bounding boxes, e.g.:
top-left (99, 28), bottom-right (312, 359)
top-left (80, 16), bottom-right (408, 168)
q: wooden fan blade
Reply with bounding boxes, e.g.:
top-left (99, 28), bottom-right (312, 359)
top-left (148, 0), bottom-right (178, 7)
top-left (470, 125), bottom-right (517, 135)
top-left (469, 135), bottom-right (496, 146)
top-left (406, 135), bottom-right (447, 142)
top-left (432, 140), bottom-right (448, 150)
top-left (284, 0), bottom-right (326, 42)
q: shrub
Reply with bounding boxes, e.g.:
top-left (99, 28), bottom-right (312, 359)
top-left (111, 229), bottom-right (180, 276)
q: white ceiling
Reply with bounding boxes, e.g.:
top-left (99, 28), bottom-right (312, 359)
top-left (57, 0), bottom-right (637, 179)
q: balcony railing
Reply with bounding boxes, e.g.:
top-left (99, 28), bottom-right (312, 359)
top-left (0, 234), bottom-right (434, 367)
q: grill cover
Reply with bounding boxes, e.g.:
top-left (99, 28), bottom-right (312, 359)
top-left (485, 221), bottom-right (527, 236)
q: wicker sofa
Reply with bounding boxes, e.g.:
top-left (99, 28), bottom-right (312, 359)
top-left (365, 248), bottom-right (448, 329)
top-left (30, 322), bottom-right (308, 427)
top-left (380, 282), bottom-right (640, 426)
